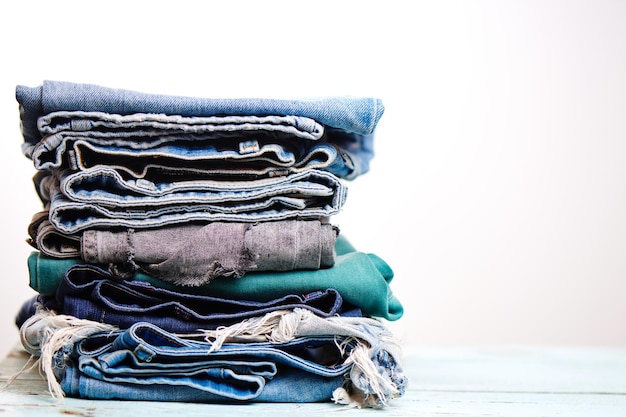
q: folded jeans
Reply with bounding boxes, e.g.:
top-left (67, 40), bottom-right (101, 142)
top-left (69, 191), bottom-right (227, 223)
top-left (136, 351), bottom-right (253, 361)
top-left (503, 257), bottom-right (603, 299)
top-left (26, 235), bottom-right (404, 321)
top-left (37, 168), bottom-right (346, 234)
top-left (20, 311), bottom-right (405, 406)
top-left (29, 214), bottom-right (337, 283)
top-left (15, 263), bottom-right (358, 332)
top-left (17, 80), bottom-right (384, 156)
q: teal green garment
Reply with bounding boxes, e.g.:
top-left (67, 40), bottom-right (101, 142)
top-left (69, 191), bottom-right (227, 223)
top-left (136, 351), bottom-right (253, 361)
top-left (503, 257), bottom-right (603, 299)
top-left (27, 236), bottom-right (403, 321)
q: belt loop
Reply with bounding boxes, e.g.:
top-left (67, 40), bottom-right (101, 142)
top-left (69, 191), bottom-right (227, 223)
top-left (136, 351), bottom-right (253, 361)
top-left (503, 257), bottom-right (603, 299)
top-left (133, 344), bottom-right (156, 362)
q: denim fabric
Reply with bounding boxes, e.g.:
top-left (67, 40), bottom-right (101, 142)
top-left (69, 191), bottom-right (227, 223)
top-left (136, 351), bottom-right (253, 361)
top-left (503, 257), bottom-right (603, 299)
top-left (29, 110), bottom-right (372, 180)
top-left (21, 315), bottom-right (403, 405)
top-left (189, 307), bottom-right (408, 405)
top-left (28, 212), bottom-right (80, 259)
top-left (17, 80), bottom-right (384, 147)
top-left (82, 220), bottom-right (337, 283)
top-left (31, 112), bottom-right (323, 170)
top-left (202, 308), bottom-right (397, 350)
top-left (28, 214), bottom-right (337, 283)
top-left (37, 168), bottom-right (346, 234)
top-left (25, 225), bottom-right (360, 266)
top-left (53, 323), bottom-right (355, 402)
top-left (15, 263), bottom-right (358, 332)
top-left (61, 363), bottom-right (344, 403)
top-left (27, 236), bottom-right (404, 321)
top-left (31, 131), bottom-right (366, 180)
top-left (33, 134), bottom-right (330, 176)
top-left (39, 111), bottom-right (325, 139)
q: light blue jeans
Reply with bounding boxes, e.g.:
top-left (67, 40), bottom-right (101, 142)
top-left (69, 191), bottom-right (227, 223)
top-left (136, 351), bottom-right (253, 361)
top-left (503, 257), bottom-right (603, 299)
top-left (32, 111), bottom-right (324, 174)
top-left (31, 131), bottom-right (368, 180)
top-left (32, 134), bottom-right (366, 181)
top-left (32, 133), bottom-right (343, 177)
top-left (38, 111), bottom-right (324, 140)
top-left (17, 81), bottom-right (384, 177)
top-left (36, 167), bottom-right (346, 234)
top-left (17, 80), bottom-right (383, 139)
top-left (30, 112), bottom-right (373, 180)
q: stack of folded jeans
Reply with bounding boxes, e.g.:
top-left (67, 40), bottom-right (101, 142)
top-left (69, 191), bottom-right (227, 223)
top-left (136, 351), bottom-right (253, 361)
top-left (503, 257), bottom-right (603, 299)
top-left (12, 81), bottom-right (407, 408)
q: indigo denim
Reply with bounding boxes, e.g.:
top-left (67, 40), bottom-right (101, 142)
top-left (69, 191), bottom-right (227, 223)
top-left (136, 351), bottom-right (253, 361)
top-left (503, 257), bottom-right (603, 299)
top-left (27, 236), bottom-right (404, 321)
top-left (17, 80), bottom-right (384, 173)
top-left (15, 263), bottom-right (358, 332)
top-left (36, 168), bottom-right (346, 234)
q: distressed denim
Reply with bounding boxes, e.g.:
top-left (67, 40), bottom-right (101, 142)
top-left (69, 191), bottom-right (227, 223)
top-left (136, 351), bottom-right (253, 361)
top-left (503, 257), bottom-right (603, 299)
top-left (17, 81), bottom-right (384, 173)
top-left (15, 263), bottom-right (358, 332)
top-left (28, 214), bottom-right (337, 283)
top-left (21, 315), bottom-right (405, 405)
top-left (36, 167), bottom-right (346, 234)
top-left (28, 212), bottom-right (352, 263)
top-left (26, 236), bottom-right (404, 321)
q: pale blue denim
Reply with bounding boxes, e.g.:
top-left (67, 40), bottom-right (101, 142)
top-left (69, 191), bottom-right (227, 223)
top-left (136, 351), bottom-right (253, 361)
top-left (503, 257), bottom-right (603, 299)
top-left (15, 263), bottom-right (358, 332)
top-left (30, 111), bottom-right (319, 172)
top-left (31, 132), bottom-right (361, 180)
top-left (34, 134), bottom-right (313, 173)
top-left (38, 111), bottom-right (324, 139)
top-left (38, 168), bottom-right (346, 234)
top-left (17, 80), bottom-right (384, 155)
top-left (30, 114), bottom-right (373, 180)
top-left (52, 322), bottom-right (357, 402)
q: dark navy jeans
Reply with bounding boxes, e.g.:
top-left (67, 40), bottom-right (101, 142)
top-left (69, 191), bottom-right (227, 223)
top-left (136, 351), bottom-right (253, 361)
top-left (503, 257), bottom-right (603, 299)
top-left (16, 264), bottom-right (360, 332)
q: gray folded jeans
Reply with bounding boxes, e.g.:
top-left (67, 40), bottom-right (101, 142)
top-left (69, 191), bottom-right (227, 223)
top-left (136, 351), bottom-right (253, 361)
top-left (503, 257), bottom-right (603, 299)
top-left (29, 213), bottom-right (338, 286)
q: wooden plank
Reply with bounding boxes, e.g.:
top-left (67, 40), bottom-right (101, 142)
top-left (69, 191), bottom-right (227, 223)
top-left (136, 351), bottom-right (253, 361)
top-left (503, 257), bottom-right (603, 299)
top-left (1, 344), bottom-right (625, 416)
top-left (409, 346), bottom-right (626, 393)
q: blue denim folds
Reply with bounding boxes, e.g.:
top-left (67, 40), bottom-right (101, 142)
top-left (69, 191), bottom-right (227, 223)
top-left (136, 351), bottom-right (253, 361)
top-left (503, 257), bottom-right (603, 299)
top-left (28, 111), bottom-right (373, 180)
top-left (13, 81), bottom-right (406, 408)
top-left (18, 81), bottom-right (381, 180)
top-left (38, 167), bottom-right (347, 234)
top-left (16, 263), bottom-right (361, 333)
top-left (17, 80), bottom-right (383, 143)
top-left (19, 314), bottom-right (406, 404)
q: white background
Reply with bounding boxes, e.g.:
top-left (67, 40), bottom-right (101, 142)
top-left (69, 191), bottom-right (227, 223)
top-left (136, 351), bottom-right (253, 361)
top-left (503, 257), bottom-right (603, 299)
top-left (0, 0), bottom-right (625, 360)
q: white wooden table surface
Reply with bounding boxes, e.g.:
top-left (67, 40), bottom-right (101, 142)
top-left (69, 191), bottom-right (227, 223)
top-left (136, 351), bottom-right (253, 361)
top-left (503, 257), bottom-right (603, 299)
top-left (1, 344), bottom-right (625, 416)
